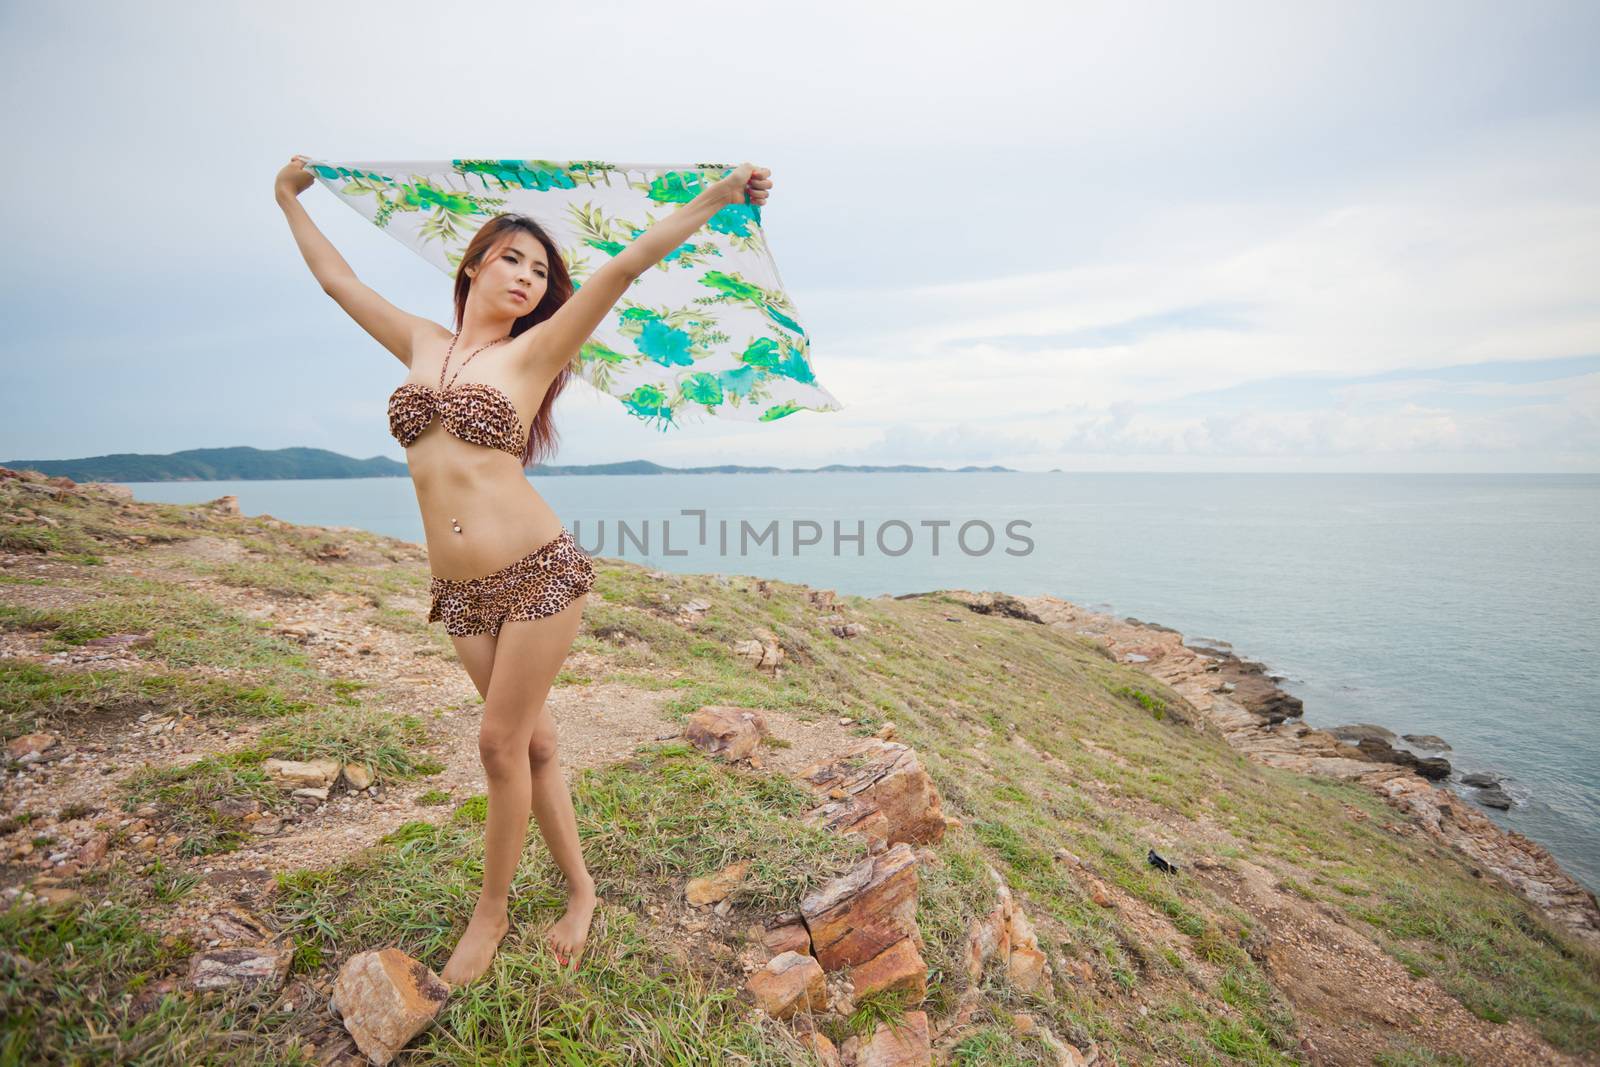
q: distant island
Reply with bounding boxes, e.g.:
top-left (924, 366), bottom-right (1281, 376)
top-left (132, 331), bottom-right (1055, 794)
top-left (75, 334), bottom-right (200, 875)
top-left (1, 447), bottom-right (1022, 482)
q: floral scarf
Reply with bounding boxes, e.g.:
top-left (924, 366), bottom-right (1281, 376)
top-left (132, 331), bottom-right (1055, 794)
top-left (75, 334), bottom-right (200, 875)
top-left (304, 158), bottom-right (841, 430)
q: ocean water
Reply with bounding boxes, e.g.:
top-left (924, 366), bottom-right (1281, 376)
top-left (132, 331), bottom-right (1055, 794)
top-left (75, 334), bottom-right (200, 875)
top-left (115, 472), bottom-right (1600, 891)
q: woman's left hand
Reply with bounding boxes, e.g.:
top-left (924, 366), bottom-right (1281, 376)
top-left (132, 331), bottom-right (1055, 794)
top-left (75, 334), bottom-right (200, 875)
top-left (714, 163), bottom-right (772, 207)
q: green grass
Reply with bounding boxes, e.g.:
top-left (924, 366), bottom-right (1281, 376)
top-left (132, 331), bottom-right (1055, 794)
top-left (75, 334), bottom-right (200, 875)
top-left (0, 660), bottom-right (318, 742)
top-left (267, 745), bottom-right (863, 1063)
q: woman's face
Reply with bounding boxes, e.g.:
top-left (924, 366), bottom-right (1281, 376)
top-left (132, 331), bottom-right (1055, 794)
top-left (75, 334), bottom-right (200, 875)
top-left (469, 231), bottom-right (550, 316)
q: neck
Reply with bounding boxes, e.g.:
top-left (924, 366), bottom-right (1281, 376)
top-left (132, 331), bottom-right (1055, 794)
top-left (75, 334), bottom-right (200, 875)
top-left (456, 305), bottom-right (516, 350)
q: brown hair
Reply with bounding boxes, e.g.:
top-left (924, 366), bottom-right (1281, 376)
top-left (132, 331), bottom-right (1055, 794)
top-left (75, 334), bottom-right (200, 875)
top-left (452, 213), bottom-right (575, 468)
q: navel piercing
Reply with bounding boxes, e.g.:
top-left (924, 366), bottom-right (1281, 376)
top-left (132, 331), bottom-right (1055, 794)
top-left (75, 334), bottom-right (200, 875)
top-left (451, 518), bottom-right (463, 534)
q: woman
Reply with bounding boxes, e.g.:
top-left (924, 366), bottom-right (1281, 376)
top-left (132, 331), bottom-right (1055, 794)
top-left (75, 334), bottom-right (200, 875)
top-left (273, 154), bottom-right (773, 986)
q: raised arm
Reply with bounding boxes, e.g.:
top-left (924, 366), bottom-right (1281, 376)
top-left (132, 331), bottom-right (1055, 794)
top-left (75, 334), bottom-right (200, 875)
top-left (525, 163), bottom-right (773, 373)
top-left (273, 154), bottom-right (439, 368)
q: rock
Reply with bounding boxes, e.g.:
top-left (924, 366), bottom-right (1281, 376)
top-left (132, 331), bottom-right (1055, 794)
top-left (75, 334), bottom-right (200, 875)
top-left (1460, 772), bottom-right (1500, 788)
top-left (801, 843), bottom-right (921, 971)
top-left (293, 786), bottom-right (331, 801)
top-left (185, 945), bottom-right (291, 993)
top-left (250, 817), bottom-right (284, 836)
top-left (34, 887), bottom-right (81, 907)
top-left (801, 1031), bottom-right (843, 1067)
top-left (214, 796), bottom-right (261, 818)
top-left (208, 495), bottom-right (241, 515)
top-left (1477, 785), bottom-right (1514, 810)
top-left (1039, 1028), bottom-right (1091, 1066)
top-left (875, 722), bottom-right (897, 741)
top-left (1403, 734), bottom-right (1452, 751)
top-left (1005, 906), bottom-right (1050, 995)
top-left (848, 936), bottom-right (927, 1000)
top-left (330, 948), bottom-right (450, 1066)
top-left (202, 907), bottom-right (273, 944)
top-left (746, 951), bottom-right (828, 1019)
top-left (7, 733), bottom-right (59, 764)
top-left (831, 622), bottom-right (867, 638)
top-left (841, 1009), bottom-right (931, 1066)
top-left (732, 628), bottom-right (784, 671)
top-left (686, 860), bottom-right (750, 906)
top-left (263, 758), bottom-right (342, 789)
top-left (1329, 723), bottom-right (1399, 744)
top-left (1350, 738), bottom-right (1452, 780)
top-left (798, 739), bottom-right (946, 847)
top-left (964, 870), bottom-right (1013, 982)
top-left (762, 921), bottom-right (811, 958)
top-left (684, 706), bottom-right (769, 762)
top-left (75, 832), bottom-right (109, 869)
top-left (342, 763), bottom-right (374, 791)
top-left (82, 631), bottom-right (156, 649)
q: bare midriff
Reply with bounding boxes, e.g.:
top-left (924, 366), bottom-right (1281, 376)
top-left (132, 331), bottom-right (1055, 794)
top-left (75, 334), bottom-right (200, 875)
top-left (404, 429), bottom-right (566, 581)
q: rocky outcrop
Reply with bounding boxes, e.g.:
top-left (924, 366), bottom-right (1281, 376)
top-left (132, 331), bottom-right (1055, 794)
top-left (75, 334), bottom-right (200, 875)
top-left (1005, 592), bottom-right (1600, 948)
top-left (797, 738), bottom-right (947, 848)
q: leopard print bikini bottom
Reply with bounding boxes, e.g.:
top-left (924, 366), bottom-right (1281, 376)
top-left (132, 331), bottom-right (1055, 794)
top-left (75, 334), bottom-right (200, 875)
top-left (427, 529), bottom-right (596, 638)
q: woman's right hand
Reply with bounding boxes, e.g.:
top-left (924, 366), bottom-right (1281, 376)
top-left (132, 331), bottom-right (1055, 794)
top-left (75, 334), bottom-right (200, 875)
top-left (275, 154), bottom-right (315, 200)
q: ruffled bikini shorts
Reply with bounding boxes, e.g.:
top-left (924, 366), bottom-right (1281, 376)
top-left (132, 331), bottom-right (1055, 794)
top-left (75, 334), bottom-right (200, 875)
top-left (427, 529), bottom-right (596, 638)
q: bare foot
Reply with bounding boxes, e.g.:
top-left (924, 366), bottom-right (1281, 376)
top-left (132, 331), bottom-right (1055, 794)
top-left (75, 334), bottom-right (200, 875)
top-left (546, 876), bottom-right (598, 971)
top-left (440, 907), bottom-right (510, 987)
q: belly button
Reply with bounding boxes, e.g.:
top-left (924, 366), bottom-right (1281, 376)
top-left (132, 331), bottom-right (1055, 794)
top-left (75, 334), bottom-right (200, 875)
top-left (451, 518), bottom-right (463, 534)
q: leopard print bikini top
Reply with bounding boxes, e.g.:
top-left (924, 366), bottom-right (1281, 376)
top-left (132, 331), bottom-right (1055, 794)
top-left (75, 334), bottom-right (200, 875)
top-left (387, 381), bottom-right (526, 460)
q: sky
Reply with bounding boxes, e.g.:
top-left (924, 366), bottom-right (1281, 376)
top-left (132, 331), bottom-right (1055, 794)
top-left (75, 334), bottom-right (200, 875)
top-left (2, 0), bottom-right (1597, 472)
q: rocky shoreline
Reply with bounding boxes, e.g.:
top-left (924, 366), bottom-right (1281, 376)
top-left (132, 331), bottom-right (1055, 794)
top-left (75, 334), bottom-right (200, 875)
top-left (932, 590), bottom-right (1600, 949)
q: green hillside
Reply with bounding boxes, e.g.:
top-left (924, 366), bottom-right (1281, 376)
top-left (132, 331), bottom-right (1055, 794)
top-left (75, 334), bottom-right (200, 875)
top-left (1, 447), bottom-right (407, 482)
top-left (0, 467), bottom-right (1595, 1065)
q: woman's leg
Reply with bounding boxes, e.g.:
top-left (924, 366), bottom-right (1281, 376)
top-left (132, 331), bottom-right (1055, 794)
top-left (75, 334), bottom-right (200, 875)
top-left (440, 597), bottom-right (586, 985)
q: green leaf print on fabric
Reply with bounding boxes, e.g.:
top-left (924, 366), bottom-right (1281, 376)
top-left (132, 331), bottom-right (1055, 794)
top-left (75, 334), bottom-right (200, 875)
top-left (644, 170), bottom-right (713, 204)
top-left (679, 372), bottom-right (725, 408)
top-left (454, 159), bottom-right (579, 192)
top-left (622, 384), bottom-right (679, 428)
top-left (636, 319), bottom-right (695, 366)
top-left (759, 402), bottom-right (803, 422)
top-left (707, 203), bottom-right (761, 237)
top-left (717, 364), bottom-right (759, 399)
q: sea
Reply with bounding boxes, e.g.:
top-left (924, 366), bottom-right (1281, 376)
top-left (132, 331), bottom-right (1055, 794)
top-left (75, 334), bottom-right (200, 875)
top-left (113, 472), bottom-right (1600, 893)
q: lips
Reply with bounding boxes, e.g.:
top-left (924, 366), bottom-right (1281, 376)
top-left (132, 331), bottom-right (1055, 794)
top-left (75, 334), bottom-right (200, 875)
top-left (510, 289), bottom-right (528, 302)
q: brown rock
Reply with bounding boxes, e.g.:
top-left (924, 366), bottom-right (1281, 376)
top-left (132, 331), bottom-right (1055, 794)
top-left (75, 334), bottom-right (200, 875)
top-left (686, 860), bottom-right (750, 906)
top-left (75, 832), bottom-right (109, 868)
top-left (964, 868), bottom-right (1013, 981)
top-left (801, 843), bottom-right (920, 970)
top-left (843, 1009), bottom-right (931, 1067)
top-left (745, 950), bottom-right (828, 1019)
top-left (684, 706), bottom-right (769, 762)
top-left (848, 936), bottom-right (927, 1000)
top-left (802, 1031), bottom-right (843, 1067)
top-left (263, 757), bottom-right (341, 789)
top-left (763, 921), bottom-right (812, 957)
top-left (341, 763), bottom-right (374, 791)
top-left (799, 739), bottom-right (946, 847)
top-left (1005, 907), bottom-right (1050, 995)
top-left (330, 948), bottom-right (450, 1066)
top-left (185, 945), bottom-right (292, 993)
top-left (7, 733), bottom-right (58, 763)
top-left (732, 628), bottom-right (785, 671)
